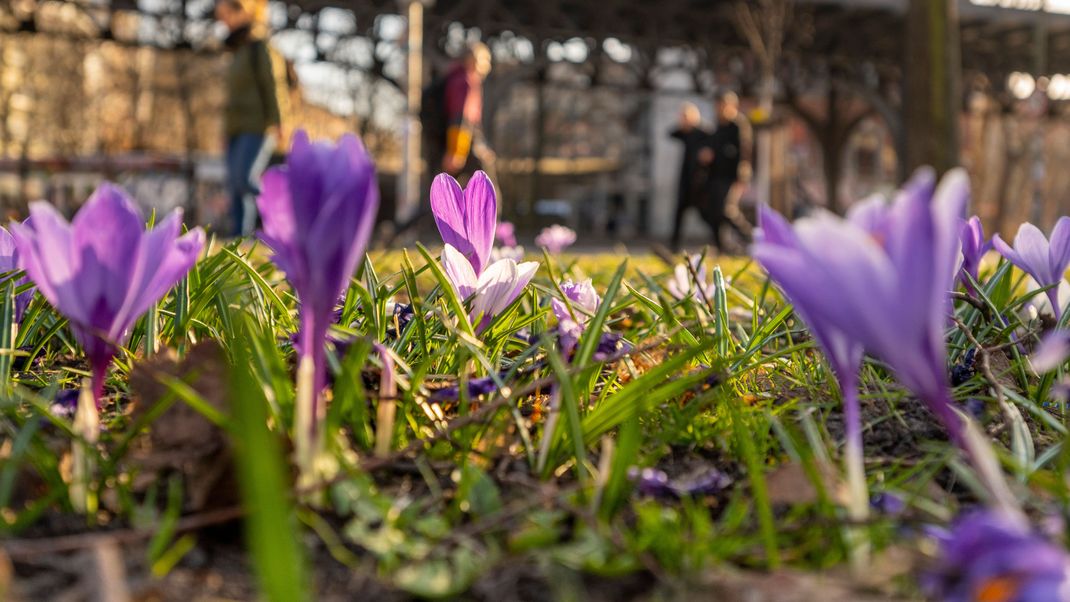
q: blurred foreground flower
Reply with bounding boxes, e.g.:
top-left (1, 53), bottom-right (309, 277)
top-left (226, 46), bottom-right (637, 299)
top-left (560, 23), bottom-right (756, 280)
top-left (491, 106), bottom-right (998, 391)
top-left (433, 172), bottom-right (537, 331)
top-left (753, 168), bottom-right (1019, 518)
top-left (922, 510), bottom-right (1070, 602)
top-left (11, 183), bottom-right (204, 406)
top-left (959, 216), bottom-right (992, 294)
top-left (1031, 330), bottom-right (1070, 374)
top-left (666, 255), bottom-right (716, 301)
top-left (0, 227), bottom-right (34, 322)
top-left (535, 224), bottom-right (576, 254)
top-left (993, 217), bottom-right (1070, 321)
top-left (258, 130), bottom-right (378, 475)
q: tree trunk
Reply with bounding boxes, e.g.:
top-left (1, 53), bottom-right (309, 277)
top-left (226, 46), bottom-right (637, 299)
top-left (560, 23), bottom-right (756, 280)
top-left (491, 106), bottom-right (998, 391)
top-left (904, 0), bottom-right (961, 175)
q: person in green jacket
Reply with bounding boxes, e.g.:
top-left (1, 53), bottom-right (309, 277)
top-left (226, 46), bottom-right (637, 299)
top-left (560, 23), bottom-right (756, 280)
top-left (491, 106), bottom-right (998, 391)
top-left (216, 0), bottom-right (279, 237)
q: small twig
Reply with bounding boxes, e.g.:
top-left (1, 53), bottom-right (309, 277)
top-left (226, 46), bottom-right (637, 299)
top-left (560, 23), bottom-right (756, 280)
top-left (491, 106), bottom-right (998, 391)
top-left (2, 506), bottom-right (243, 560)
top-left (685, 249), bottom-right (718, 318)
top-left (952, 316), bottom-right (1017, 436)
top-left (951, 291), bottom-right (993, 320)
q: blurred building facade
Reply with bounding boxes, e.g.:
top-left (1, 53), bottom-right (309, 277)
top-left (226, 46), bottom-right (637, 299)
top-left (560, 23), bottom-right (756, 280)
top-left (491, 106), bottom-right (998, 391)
top-left (2, 0), bottom-right (1070, 240)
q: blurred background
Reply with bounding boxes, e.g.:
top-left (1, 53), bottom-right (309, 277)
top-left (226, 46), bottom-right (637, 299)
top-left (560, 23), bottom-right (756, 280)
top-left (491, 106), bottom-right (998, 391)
top-left (0, 0), bottom-right (1067, 245)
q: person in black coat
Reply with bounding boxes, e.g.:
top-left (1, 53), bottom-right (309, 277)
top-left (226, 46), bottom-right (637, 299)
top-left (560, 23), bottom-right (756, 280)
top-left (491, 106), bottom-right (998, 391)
top-left (699, 91), bottom-right (750, 252)
top-left (668, 102), bottom-right (711, 251)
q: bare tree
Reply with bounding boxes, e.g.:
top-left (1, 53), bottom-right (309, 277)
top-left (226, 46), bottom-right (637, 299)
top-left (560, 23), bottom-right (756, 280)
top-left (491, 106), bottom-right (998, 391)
top-left (733, 0), bottom-right (792, 213)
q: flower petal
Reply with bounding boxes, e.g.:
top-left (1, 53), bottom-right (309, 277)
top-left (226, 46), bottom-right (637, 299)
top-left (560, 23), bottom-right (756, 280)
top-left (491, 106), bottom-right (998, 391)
top-left (462, 171), bottom-right (497, 274)
top-left (115, 214), bottom-right (205, 339)
top-left (72, 184), bottom-right (145, 329)
top-left (1049, 216), bottom-right (1070, 282)
top-left (430, 173), bottom-right (473, 262)
top-left (441, 244), bottom-right (478, 300)
top-left (1013, 223), bottom-right (1056, 285)
top-left (755, 203), bottom-right (798, 247)
top-left (510, 261), bottom-right (539, 306)
top-left (12, 202), bottom-right (82, 324)
top-left (472, 258), bottom-right (519, 319)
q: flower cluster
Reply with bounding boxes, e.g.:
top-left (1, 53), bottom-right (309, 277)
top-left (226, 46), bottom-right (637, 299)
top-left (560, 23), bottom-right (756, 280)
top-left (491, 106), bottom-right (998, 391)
top-left (754, 169), bottom-right (1019, 522)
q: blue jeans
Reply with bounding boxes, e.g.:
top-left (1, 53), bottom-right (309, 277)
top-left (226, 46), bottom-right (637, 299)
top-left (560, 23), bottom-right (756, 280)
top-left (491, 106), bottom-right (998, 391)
top-left (225, 133), bottom-right (274, 237)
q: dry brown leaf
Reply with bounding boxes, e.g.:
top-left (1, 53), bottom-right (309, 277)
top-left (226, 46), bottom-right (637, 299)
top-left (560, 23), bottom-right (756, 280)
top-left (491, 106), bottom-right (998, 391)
top-left (90, 539), bottom-right (130, 602)
top-left (126, 341), bottom-right (237, 511)
top-left (844, 544), bottom-right (917, 593)
top-left (690, 567), bottom-right (913, 602)
top-left (765, 460), bottom-right (846, 507)
top-left (0, 548), bottom-right (11, 602)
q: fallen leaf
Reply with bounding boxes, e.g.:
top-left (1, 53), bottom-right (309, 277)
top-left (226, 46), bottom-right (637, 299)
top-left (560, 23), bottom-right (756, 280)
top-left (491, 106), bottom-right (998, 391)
top-left (0, 548), bottom-right (11, 601)
top-left (693, 567), bottom-right (912, 601)
top-left (765, 460), bottom-right (846, 507)
top-left (127, 342), bottom-right (237, 511)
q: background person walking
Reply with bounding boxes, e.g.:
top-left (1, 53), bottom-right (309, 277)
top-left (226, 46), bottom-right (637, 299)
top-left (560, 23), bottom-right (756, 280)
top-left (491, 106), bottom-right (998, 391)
top-left (422, 42), bottom-right (493, 185)
top-left (217, 0), bottom-right (280, 237)
top-left (668, 102), bottom-right (712, 251)
top-left (701, 91), bottom-right (750, 252)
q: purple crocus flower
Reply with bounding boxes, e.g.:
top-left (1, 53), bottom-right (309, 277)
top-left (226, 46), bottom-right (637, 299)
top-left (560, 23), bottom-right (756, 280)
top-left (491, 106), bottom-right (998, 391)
top-left (921, 510), bottom-right (1070, 602)
top-left (386, 302), bottom-right (415, 339)
top-left (535, 224), bottom-right (576, 254)
top-left (593, 332), bottom-right (629, 361)
top-left (869, 492), bottom-right (906, 516)
top-left (432, 171), bottom-right (496, 275)
top-left (626, 466), bottom-right (732, 499)
top-left (959, 216), bottom-right (992, 293)
top-left (0, 227), bottom-right (34, 322)
top-left (430, 375), bottom-right (499, 402)
top-left (433, 172), bottom-right (537, 331)
top-left (754, 168), bottom-right (1019, 515)
top-left (627, 467), bottom-right (671, 497)
top-left (11, 183), bottom-right (204, 405)
top-left (755, 169), bottom-right (967, 439)
top-left (257, 130), bottom-right (378, 468)
top-left (551, 279), bottom-right (600, 352)
top-left (496, 221), bottom-right (518, 248)
top-left (993, 217), bottom-right (1070, 321)
top-left (666, 255), bottom-right (716, 301)
top-left (1031, 330), bottom-right (1070, 374)
top-left (50, 388), bottom-right (80, 420)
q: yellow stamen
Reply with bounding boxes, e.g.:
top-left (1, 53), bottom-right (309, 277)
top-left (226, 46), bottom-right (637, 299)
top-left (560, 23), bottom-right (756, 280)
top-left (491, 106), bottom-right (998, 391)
top-left (975, 576), bottom-right (1019, 602)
